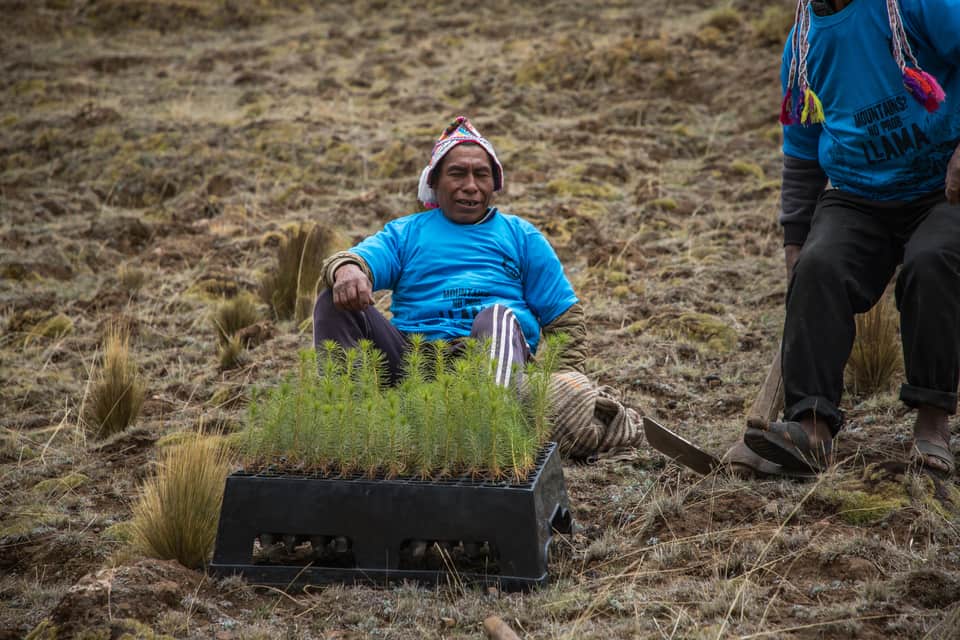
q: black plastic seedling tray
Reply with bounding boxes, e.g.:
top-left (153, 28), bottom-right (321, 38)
top-left (210, 442), bottom-right (572, 591)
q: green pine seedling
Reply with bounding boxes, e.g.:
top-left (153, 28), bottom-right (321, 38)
top-left (242, 333), bottom-right (560, 481)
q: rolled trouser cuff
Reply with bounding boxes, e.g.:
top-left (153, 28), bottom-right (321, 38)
top-left (900, 384), bottom-right (958, 414)
top-left (783, 395), bottom-right (844, 435)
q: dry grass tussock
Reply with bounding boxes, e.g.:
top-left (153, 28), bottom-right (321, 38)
top-left (130, 434), bottom-right (232, 570)
top-left (117, 263), bottom-right (147, 294)
top-left (218, 334), bottom-right (246, 371)
top-left (258, 222), bottom-right (340, 324)
top-left (212, 293), bottom-right (259, 370)
top-left (212, 293), bottom-right (259, 346)
top-left (846, 294), bottom-right (901, 396)
top-left (84, 324), bottom-right (145, 439)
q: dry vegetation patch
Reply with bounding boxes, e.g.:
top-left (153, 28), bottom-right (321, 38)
top-left (84, 323), bottom-right (146, 439)
top-left (258, 222), bottom-right (341, 323)
top-left (130, 434), bottom-right (232, 569)
top-left (846, 293), bottom-right (902, 396)
top-left (2, 0), bottom-right (958, 638)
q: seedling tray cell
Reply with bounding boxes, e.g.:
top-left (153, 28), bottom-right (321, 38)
top-left (210, 442), bottom-right (572, 591)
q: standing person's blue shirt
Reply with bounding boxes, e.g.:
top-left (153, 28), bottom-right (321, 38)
top-left (781, 0), bottom-right (960, 201)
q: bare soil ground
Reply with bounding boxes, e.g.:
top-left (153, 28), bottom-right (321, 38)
top-left (2, 0), bottom-right (960, 638)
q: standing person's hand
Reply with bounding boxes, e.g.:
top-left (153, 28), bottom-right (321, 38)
top-left (947, 143), bottom-right (960, 205)
top-left (332, 264), bottom-right (374, 311)
top-left (784, 244), bottom-right (802, 279)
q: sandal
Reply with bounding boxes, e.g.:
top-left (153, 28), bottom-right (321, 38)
top-left (722, 441), bottom-right (816, 480)
top-left (913, 438), bottom-right (956, 479)
top-left (744, 421), bottom-right (831, 473)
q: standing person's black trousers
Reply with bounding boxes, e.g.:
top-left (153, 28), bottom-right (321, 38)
top-left (781, 189), bottom-right (960, 433)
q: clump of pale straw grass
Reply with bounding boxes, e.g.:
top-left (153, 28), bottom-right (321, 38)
top-left (130, 434), bottom-right (232, 569)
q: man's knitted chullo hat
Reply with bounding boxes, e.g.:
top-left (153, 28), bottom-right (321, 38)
top-left (417, 116), bottom-right (504, 209)
top-left (781, 0), bottom-right (946, 126)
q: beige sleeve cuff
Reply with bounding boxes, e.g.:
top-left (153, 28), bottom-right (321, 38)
top-left (320, 251), bottom-right (373, 289)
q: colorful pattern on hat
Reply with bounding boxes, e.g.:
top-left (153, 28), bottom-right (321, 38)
top-left (780, 0), bottom-right (946, 126)
top-left (417, 116), bottom-right (504, 208)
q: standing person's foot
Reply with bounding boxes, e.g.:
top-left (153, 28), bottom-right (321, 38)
top-left (744, 414), bottom-right (832, 473)
top-left (724, 441), bottom-right (780, 478)
top-left (912, 405), bottom-right (955, 478)
top-left (722, 441), bottom-right (816, 479)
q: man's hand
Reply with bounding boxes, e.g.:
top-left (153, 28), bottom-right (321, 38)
top-left (947, 143), bottom-right (960, 205)
top-left (784, 244), bottom-right (802, 279)
top-left (332, 263), bottom-right (374, 311)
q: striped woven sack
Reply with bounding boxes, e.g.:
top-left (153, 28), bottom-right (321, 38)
top-left (543, 371), bottom-right (644, 458)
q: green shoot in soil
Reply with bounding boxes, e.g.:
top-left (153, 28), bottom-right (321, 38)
top-left (241, 336), bottom-right (562, 482)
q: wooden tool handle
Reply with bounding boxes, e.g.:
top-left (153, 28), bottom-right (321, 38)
top-left (483, 616), bottom-right (522, 640)
top-left (746, 344), bottom-right (784, 429)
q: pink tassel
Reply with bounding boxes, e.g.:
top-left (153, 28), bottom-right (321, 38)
top-left (920, 69), bottom-right (947, 102)
top-left (903, 67), bottom-right (946, 113)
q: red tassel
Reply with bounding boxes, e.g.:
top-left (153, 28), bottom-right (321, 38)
top-left (779, 90), bottom-right (795, 125)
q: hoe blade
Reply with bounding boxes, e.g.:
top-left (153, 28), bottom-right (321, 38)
top-left (643, 417), bottom-right (723, 476)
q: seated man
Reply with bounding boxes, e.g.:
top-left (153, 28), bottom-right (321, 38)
top-left (735, 0), bottom-right (960, 476)
top-left (313, 116), bottom-right (585, 386)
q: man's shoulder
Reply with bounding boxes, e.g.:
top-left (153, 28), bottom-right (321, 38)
top-left (492, 209), bottom-right (541, 234)
top-left (398, 208), bottom-right (441, 222)
top-left (382, 208), bottom-right (441, 232)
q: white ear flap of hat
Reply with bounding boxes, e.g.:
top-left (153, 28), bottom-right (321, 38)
top-left (417, 165), bottom-right (436, 205)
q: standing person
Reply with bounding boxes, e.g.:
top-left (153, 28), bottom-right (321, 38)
top-left (313, 116), bottom-right (586, 385)
top-left (734, 0), bottom-right (960, 477)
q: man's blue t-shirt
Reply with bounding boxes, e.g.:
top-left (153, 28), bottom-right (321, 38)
top-left (781, 0), bottom-right (960, 200)
top-left (350, 208), bottom-right (578, 352)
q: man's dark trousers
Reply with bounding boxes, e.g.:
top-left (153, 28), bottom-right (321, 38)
top-left (312, 290), bottom-right (531, 386)
top-left (781, 189), bottom-right (960, 433)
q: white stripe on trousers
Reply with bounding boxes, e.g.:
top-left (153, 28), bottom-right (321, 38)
top-left (488, 304), bottom-right (517, 387)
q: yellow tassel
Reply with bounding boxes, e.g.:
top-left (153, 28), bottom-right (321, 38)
top-left (801, 88), bottom-right (825, 124)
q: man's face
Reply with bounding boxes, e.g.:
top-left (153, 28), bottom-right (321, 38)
top-left (433, 144), bottom-right (495, 224)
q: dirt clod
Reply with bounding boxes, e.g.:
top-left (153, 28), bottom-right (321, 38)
top-left (46, 559), bottom-right (201, 637)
